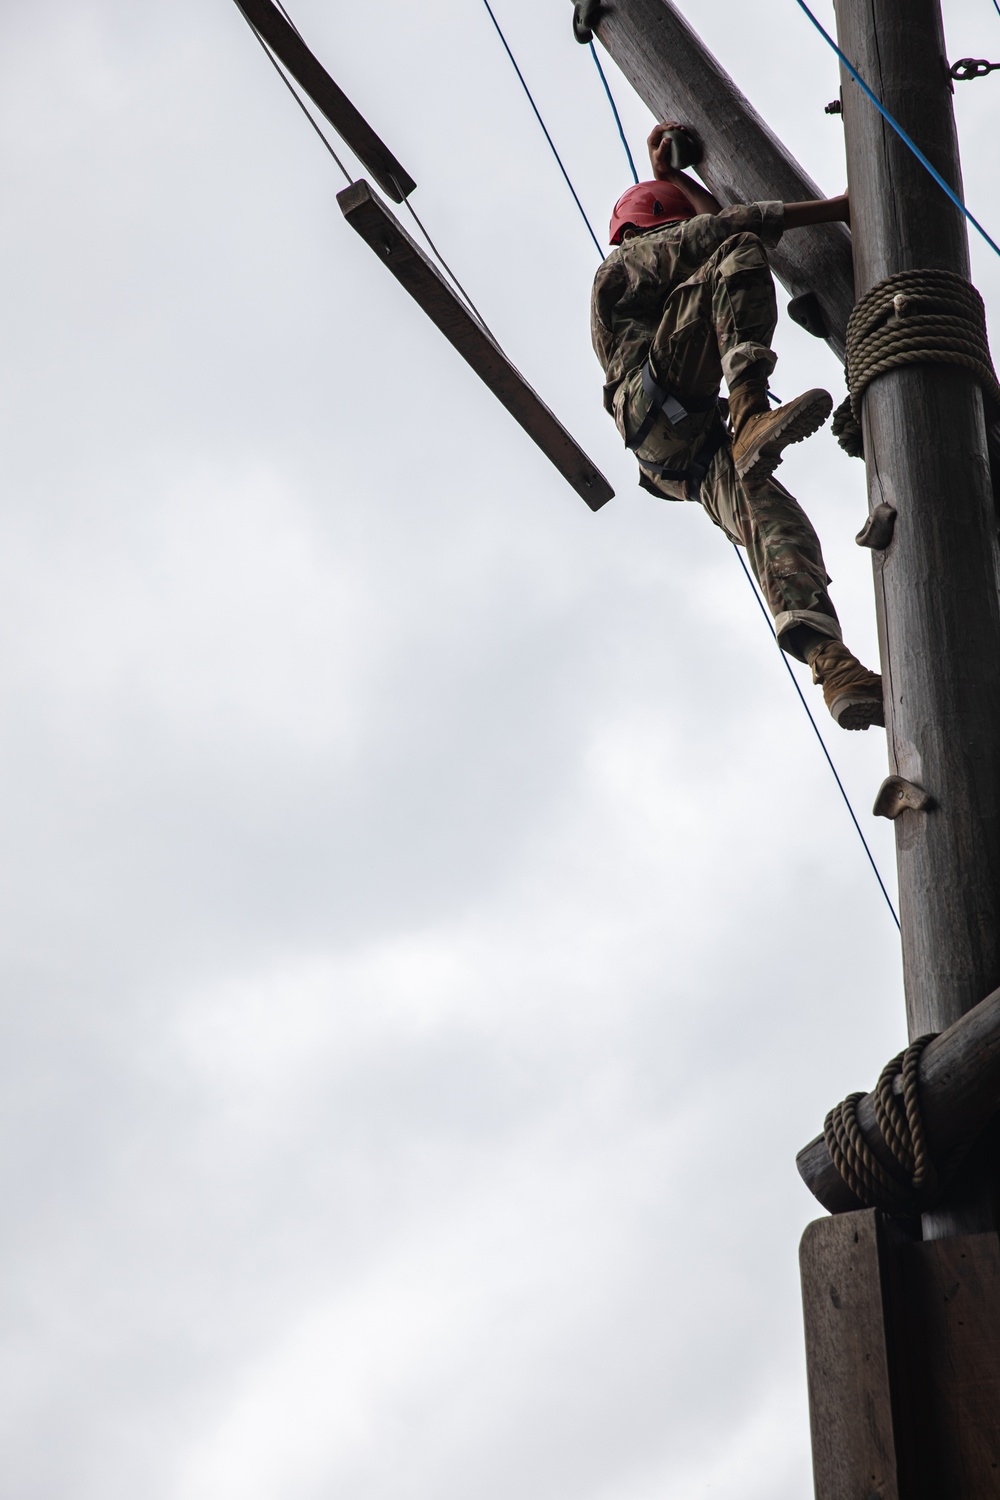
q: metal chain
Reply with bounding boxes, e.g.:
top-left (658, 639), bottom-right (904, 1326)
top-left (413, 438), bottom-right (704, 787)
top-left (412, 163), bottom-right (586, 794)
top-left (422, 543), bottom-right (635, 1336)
top-left (950, 57), bottom-right (1000, 81)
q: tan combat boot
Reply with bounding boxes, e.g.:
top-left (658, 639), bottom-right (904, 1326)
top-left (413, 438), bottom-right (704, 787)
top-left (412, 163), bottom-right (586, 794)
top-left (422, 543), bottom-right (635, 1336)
top-left (729, 372), bottom-right (833, 483)
top-left (809, 640), bottom-right (885, 730)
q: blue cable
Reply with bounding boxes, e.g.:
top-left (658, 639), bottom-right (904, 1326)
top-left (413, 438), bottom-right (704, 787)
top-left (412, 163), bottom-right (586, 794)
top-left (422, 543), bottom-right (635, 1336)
top-left (795, 0), bottom-right (1000, 260)
top-left (589, 42), bottom-right (639, 184)
top-left (993, 0), bottom-right (1000, 21)
top-left (480, 0), bottom-right (604, 256)
top-left (731, 544), bottom-right (900, 930)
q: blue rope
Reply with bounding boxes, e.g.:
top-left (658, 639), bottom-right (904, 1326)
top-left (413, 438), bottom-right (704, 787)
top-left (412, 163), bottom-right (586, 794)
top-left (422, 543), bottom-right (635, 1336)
top-left (589, 43), bottom-right (639, 184)
top-left (993, 0), bottom-right (1000, 21)
top-left (731, 544), bottom-right (900, 930)
top-left (481, 0), bottom-right (604, 256)
top-left (795, 0), bottom-right (1000, 260)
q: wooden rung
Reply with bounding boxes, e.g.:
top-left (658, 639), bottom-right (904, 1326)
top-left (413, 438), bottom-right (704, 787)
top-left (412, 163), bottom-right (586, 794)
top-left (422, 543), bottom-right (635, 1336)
top-left (233, 0), bottom-right (416, 202)
top-left (337, 181), bottom-right (615, 511)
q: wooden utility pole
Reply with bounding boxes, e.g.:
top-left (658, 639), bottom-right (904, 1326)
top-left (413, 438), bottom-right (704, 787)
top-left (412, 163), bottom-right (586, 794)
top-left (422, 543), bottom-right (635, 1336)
top-left (584, 0), bottom-right (1000, 1490)
top-left (834, 0), bottom-right (1000, 1240)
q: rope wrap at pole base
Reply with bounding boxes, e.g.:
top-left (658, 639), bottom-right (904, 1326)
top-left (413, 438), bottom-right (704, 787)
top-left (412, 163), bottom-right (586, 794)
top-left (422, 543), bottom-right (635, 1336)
top-left (832, 268), bottom-right (1000, 458)
top-left (823, 1034), bottom-right (940, 1211)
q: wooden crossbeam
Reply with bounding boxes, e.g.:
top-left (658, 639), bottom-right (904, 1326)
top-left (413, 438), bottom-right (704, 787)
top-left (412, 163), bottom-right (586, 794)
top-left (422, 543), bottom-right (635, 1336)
top-left (232, 0), bottom-right (416, 202)
top-left (338, 181), bottom-right (615, 511)
top-left (797, 983), bottom-right (1000, 1213)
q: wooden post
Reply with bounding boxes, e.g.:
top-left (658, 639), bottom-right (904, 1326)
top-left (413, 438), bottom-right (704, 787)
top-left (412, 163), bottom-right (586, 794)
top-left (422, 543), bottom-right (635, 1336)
top-left (833, 0), bottom-right (1000, 1239)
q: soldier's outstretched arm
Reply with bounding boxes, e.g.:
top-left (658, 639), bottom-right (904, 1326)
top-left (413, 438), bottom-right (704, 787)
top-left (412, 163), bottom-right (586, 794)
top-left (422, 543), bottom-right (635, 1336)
top-left (783, 193), bottom-right (850, 228)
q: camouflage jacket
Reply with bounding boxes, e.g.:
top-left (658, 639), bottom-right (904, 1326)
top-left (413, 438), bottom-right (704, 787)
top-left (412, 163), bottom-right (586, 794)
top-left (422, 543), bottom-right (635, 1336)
top-left (590, 202), bottom-right (785, 440)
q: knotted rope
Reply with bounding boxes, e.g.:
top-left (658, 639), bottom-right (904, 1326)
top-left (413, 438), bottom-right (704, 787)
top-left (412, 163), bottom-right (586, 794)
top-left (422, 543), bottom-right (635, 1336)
top-left (824, 1034), bottom-right (939, 1212)
top-left (832, 268), bottom-right (1000, 458)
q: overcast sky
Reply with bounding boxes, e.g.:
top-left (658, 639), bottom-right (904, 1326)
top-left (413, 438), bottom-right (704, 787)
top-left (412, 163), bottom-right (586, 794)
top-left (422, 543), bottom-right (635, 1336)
top-left (1, 2), bottom-right (998, 1496)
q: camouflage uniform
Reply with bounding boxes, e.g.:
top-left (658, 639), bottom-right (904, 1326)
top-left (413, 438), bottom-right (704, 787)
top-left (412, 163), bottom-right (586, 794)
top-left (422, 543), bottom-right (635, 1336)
top-left (591, 202), bottom-right (842, 661)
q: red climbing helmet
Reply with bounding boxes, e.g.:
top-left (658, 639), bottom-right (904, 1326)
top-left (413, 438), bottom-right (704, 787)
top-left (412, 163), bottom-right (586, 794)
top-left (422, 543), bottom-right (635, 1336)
top-left (608, 179), bottom-right (695, 245)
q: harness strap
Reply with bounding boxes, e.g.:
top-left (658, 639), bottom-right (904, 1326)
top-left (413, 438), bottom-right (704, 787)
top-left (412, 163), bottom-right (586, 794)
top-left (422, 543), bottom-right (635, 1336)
top-left (625, 360), bottom-right (720, 453)
top-left (639, 416), bottom-right (731, 503)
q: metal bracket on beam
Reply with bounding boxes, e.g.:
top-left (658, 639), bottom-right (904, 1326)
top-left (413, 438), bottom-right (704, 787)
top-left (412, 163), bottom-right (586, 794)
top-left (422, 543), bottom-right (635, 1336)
top-left (787, 292), bottom-right (830, 340)
top-left (856, 503), bottom-right (897, 550)
top-left (572, 0), bottom-right (609, 44)
top-left (873, 775), bottom-right (934, 820)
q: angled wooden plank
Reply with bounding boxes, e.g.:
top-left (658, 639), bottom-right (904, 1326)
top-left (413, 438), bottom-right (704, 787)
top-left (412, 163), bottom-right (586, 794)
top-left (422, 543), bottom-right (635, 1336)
top-left (337, 181), bottom-right (614, 511)
top-left (232, 0), bottom-right (416, 202)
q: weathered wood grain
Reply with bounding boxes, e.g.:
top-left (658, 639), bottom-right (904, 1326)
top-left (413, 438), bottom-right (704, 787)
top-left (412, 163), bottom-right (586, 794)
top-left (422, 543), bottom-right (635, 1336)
top-left (800, 1210), bottom-right (902, 1498)
top-left (337, 181), bottom-right (614, 510)
top-left (834, 0), bottom-right (1000, 1240)
top-left (797, 984), bottom-right (1000, 1214)
top-left (894, 1233), bottom-right (1000, 1496)
top-left (591, 0), bottom-right (855, 359)
top-left (232, 0), bottom-right (416, 201)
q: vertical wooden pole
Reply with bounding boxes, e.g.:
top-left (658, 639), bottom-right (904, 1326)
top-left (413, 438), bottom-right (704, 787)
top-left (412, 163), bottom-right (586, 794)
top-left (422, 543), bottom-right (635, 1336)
top-left (833, 0), bottom-right (1000, 1237)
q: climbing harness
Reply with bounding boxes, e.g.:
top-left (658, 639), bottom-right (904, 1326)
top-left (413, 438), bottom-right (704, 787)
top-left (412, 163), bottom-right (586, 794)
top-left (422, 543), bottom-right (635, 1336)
top-left (636, 429), bottom-right (729, 502)
top-left (627, 362), bottom-right (720, 445)
top-left (824, 1035), bottom-right (940, 1212)
top-left (832, 268), bottom-right (1000, 458)
top-left (635, 423), bottom-right (730, 503)
top-left (625, 361), bottom-right (727, 500)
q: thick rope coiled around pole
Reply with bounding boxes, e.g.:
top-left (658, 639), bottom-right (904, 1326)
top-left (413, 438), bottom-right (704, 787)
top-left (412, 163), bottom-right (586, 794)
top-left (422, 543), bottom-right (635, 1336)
top-left (823, 1034), bottom-right (939, 1212)
top-left (832, 268), bottom-right (1000, 458)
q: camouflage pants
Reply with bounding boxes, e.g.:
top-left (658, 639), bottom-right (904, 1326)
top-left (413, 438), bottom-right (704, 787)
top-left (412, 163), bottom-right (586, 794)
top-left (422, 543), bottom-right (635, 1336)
top-left (618, 232), bottom-right (842, 661)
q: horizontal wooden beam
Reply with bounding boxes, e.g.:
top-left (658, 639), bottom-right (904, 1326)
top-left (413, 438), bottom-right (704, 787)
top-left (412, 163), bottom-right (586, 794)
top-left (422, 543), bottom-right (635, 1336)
top-left (233, 0), bottom-right (416, 202)
top-left (592, 0), bottom-right (854, 360)
top-left (338, 180), bottom-right (615, 510)
top-left (797, 984), bottom-right (1000, 1213)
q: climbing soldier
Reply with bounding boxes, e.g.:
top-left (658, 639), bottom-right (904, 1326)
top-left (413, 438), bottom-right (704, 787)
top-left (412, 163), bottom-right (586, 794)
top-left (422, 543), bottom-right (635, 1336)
top-left (592, 123), bottom-right (884, 730)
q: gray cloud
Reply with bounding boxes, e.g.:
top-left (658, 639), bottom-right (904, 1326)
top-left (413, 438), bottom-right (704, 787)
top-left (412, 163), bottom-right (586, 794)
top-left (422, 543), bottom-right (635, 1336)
top-left (1, 0), bottom-right (988, 1496)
